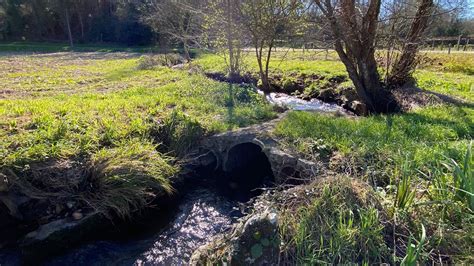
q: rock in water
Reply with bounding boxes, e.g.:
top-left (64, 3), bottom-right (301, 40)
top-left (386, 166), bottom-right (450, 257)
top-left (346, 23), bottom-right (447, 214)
top-left (190, 210), bottom-right (280, 265)
top-left (20, 212), bottom-right (109, 263)
top-left (350, 100), bottom-right (368, 116)
top-left (72, 211), bottom-right (83, 220)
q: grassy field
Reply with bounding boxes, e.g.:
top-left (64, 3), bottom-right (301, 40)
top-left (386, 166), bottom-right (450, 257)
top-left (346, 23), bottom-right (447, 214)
top-left (197, 50), bottom-right (474, 101)
top-left (0, 51), bottom-right (275, 217)
top-left (199, 49), bottom-right (473, 263)
top-left (267, 52), bottom-right (474, 263)
top-left (0, 46), bottom-right (473, 263)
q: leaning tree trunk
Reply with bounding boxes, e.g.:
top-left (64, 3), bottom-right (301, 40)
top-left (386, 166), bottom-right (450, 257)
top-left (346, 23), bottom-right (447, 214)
top-left (388, 0), bottom-right (434, 86)
top-left (317, 0), bottom-right (385, 113)
top-left (333, 42), bottom-right (380, 111)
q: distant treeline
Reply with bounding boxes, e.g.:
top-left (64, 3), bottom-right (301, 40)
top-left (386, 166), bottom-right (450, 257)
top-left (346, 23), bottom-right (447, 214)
top-left (0, 0), bottom-right (472, 47)
top-left (0, 0), bottom-right (155, 45)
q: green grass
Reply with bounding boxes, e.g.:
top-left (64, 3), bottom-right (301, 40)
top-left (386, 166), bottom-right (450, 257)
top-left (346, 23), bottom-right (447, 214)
top-left (195, 51), bottom-right (348, 78)
top-left (0, 52), bottom-right (275, 216)
top-left (274, 107), bottom-right (473, 263)
top-left (279, 177), bottom-right (391, 264)
top-left (1, 46), bottom-right (472, 262)
top-left (275, 107), bottom-right (472, 181)
top-left (196, 51), bottom-right (474, 102)
top-left (414, 70), bottom-right (474, 101)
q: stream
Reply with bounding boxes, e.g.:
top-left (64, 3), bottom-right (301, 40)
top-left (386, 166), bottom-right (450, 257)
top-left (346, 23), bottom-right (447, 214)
top-left (47, 188), bottom-right (240, 265)
top-left (0, 187), bottom-right (241, 266)
top-left (257, 90), bottom-right (348, 112)
top-left (0, 88), bottom-right (344, 266)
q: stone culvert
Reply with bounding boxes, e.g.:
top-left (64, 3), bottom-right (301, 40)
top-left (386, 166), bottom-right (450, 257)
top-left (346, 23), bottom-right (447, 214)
top-left (189, 115), bottom-right (320, 186)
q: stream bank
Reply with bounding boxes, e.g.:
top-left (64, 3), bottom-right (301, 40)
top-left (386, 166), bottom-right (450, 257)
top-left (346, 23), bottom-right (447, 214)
top-left (0, 79), bottom-right (346, 264)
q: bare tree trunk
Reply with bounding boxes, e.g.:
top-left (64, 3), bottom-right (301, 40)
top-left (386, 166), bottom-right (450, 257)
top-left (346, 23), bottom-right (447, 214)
top-left (255, 41), bottom-right (270, 91)
top-left (78, 13), bottom-right (84, 40)
top-left (225, 0), bottom-right (235, 76)
top-left (388, 0), bottom-right (434, 86)
top-left (74, 1), bottom-right (85, 41)
top-left (316, 0), bottom-right (382, 112)
top-left (65, 8), bottom-right (74, 48)
top-left (183, 40), bottom-right (191, 62)
top-left (265, 40), bottom-right (274, 87)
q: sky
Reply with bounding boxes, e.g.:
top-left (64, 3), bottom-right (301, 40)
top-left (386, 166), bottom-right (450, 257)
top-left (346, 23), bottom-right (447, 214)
top-left (466, 0), bottom-right (474, 18)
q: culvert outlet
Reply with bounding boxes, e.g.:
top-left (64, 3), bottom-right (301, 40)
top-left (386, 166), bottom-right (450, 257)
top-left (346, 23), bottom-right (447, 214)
top-left (220, 142), bottom-right (274, 201)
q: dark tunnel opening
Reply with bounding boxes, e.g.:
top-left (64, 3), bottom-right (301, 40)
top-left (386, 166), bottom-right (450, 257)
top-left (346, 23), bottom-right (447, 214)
top-left (219, 142), bottom-right (275, 201)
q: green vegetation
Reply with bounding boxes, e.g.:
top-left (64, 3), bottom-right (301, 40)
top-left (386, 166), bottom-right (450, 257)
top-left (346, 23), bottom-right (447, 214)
top-left (85, 140), bottom-right (176, 218)
top-left (0, 52), bottom-right (275, 217)
top-left (279, 177), bottom-right (391, 264)
top-left (274, 106), bottom-right (473, 263)
top-left (0, 46), bottom-right (472, 263)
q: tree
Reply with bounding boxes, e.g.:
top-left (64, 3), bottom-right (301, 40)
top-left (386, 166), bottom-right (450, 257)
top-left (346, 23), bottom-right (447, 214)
top-left (50, 0), bottom-right (75, 47)
top-left (388, 0), bottom-right (434, 86)
top-left (0, 3), bottom-right (6, 40)
top-left (204, 0), bottom-right (246, 78)
top-left (313, 0), bottom-right (385, 112)
top-left (141, 0), bottom-right (205, 61)
top-left (314, 0), bottom-right (435, 113)
top-left (240, 0), bottom-right (302, 91)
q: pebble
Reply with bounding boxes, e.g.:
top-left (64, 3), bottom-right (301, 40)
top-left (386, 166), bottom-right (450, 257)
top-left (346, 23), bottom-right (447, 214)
top-left (72, 212), bottom-right (83, 220)
top-left (66, 201), bottom-right (75, 209)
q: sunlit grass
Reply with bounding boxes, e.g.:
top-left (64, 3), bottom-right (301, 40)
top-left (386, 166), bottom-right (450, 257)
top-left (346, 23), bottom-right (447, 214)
top-left (0, 52), bottom-right (275, 216)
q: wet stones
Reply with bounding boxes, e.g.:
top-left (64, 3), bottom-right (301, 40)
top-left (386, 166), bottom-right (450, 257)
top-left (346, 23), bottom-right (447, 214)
top-left (190, 210), bottom-right (280, 265)
top-left (20, 212), bottom-right (109, 262)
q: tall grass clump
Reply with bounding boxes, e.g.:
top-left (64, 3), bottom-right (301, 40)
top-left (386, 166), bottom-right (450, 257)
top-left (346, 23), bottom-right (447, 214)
top-left (394, 157), bottom-right (416, 211)
top-left (425, 142), bottom-right (473, 214)
top-left (279, 177), bottom-right (391, 264)
top-left (152, 110), bottom-right (205, 157)
top-left (448, 142), bottom-right (473, 211)
top-left (84, 140), bottom-right (177, 218)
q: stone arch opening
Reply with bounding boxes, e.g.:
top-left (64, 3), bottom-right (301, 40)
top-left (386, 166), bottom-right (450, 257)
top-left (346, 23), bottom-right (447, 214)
top-left (220, 142), bottom-right (274, 201)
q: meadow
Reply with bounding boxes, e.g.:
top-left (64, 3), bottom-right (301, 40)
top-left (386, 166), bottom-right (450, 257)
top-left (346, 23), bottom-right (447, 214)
top-left (200, 48), bottom-right (473, 263)
top-left (0, 50), bottom-right (275, 218)
top-left (0, 45), bottom-right (473, 263)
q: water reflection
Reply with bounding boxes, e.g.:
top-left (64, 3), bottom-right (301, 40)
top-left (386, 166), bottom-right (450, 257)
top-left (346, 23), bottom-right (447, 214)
top-left (45, 188), bottom-right (239, 266)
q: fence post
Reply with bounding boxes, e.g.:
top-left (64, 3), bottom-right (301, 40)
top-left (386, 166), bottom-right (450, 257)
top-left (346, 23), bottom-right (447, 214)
top-left (448, 44), bottom-right (451, 54)
top-left (457, 35), bottom-right (462, 51)
top-left (465, 38), bottom-right (470, 51)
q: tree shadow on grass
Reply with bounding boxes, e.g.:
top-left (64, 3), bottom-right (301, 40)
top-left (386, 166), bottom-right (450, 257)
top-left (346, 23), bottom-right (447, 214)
top-left (395, 84), bottom-right (474, 110)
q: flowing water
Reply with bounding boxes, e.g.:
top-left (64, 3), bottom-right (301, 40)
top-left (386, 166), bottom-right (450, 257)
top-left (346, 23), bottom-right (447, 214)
top-left (0, 88), bottom-right (345, 266)
top-left (258, 90), bottom-right (348, 112)
top-left (1, 188), bottom-right (241, 266)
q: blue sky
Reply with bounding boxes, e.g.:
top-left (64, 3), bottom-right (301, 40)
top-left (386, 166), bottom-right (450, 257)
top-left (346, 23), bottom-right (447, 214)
top-left (467, 0), bottom-right (474, 18)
